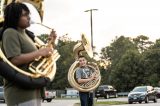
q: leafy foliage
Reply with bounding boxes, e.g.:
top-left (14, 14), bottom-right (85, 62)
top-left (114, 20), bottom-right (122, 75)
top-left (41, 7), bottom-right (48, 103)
top-left (100, 35), bottom-right (159, 92)
top-left (50, 39), bottom-right (77, 89)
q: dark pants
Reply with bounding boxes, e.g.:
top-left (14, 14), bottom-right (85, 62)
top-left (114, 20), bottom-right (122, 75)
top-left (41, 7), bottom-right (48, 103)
top-left (79, 92), bottom-right (93, 106)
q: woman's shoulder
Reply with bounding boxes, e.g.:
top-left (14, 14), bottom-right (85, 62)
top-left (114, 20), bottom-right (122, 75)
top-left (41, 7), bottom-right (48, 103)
top-left (3, 28), bottom-right (18, 34)
top-left (2, 28), bottom-right (19, 41)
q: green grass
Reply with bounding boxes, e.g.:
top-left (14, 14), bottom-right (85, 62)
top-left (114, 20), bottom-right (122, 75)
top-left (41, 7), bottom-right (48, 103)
top-left (74, 101), bottom-right (128, 106)
top-left (96, 101), bottom-right (128, 105)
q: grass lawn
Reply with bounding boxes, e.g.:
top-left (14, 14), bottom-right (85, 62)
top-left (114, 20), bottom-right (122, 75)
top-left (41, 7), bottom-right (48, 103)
top-left (97, 101), bottom-right (128, 105)
top-left (74, 101), bottom-right (128, 106)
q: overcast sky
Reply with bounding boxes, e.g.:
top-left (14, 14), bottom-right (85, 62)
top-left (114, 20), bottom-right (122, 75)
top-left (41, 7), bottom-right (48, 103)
top-left (28, 0), bottom-right (160, 53)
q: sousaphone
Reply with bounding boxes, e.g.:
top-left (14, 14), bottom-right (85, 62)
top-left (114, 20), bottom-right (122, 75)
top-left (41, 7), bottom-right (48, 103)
top-left (68, 34), bottom-right (101, 92)
top-left (0, 0), bottom-right (60, 89)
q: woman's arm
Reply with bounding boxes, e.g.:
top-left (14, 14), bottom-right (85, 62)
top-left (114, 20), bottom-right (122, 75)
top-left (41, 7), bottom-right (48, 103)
top-left (10, 47), bottom-right (53, 66)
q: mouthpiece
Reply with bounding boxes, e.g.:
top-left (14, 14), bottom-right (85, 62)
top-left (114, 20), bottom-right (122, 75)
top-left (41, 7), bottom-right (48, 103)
top-left (30, 20), bottom-right (52, 30)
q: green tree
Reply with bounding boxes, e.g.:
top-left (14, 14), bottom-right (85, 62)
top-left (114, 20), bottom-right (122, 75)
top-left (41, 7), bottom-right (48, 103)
top-left (142, 39), bottom-right (160, 86)
top-left (50, 38), bottom-right (77, 89)
top-left (100, 36), bottom-right (141, 91)
top-left (133, 35), bottom-right (153, 53)
top-left (110, 50), bottom-right (145, 91)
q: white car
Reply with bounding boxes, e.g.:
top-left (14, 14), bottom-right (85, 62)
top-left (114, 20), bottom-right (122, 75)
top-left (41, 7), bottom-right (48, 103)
top-left (42, 89), bottom-right (56, 102)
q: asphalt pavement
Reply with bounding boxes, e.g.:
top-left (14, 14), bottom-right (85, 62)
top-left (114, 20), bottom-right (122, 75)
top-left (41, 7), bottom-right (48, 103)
top-left (0, 97), bottom-right (160, 106)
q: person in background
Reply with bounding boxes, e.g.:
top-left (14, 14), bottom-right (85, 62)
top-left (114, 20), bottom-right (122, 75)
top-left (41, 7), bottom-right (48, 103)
top-left (76, 56), bottom-right (96, 106)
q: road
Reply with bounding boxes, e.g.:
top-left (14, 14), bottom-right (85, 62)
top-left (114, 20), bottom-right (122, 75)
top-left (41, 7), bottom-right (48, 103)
top-left (42, 99), bottom-right (79, 106)
top-left (0, 98), bottom-right (160, 106)
top-left (98, 97), bottom-right (160, 106)
top-left (0, 99), bottom-right (79, 106)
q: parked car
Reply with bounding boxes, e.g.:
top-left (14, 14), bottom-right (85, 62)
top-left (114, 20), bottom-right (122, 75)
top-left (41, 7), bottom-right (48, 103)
top-left (0, 86), bottom-right (5, 102)
top-left (128, 86), bottom-right (157, 104)
top-left (154, 87), bottom-right (160, 98)
top-left (95, 85), bottom-right (118, 99)
top-left (42, 88), bottom-right (56, 102)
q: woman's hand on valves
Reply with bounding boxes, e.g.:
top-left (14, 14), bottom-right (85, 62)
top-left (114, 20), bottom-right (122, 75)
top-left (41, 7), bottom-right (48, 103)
top-left (38, 47), bottom-right (53, 57)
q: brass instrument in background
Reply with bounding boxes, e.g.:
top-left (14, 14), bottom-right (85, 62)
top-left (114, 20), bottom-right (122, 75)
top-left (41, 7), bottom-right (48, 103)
top-left (68, 34), bottom-right (101, 92)
top-left (0, 0), bottom-right (60, 81)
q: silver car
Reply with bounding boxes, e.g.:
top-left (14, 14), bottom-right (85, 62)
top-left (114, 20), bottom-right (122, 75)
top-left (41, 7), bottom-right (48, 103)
top-left (0, 86), bottom-right (5, 102)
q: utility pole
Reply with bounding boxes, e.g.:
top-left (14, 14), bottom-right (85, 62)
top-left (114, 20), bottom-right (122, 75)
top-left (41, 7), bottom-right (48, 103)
top-left (84, 9), bottom-right (98, 106)
top-left (84, 9), bottom-right (98, 49)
